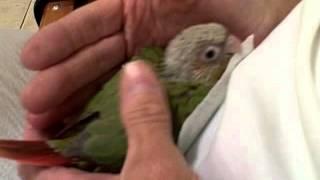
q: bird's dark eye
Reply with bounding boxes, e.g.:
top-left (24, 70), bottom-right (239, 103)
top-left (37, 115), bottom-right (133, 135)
top-left (201, 46), bottom-right (221, 62)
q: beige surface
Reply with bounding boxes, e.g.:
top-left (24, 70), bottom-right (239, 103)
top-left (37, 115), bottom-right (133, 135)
top-left (0, 30), bottom-right (34, 180)
top-left (0, 0), bottom-right (38, 31)
top-left (21, 0), bottom-right (38, 31)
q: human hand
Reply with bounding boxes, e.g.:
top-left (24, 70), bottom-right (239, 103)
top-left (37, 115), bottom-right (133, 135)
top-left (19, 61), bottom-right (198, 180)
top-left (20, 0), bottom-right (298, 130)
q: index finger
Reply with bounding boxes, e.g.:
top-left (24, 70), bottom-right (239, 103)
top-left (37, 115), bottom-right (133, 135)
top-left (21, 0), bottom-right (124, 70)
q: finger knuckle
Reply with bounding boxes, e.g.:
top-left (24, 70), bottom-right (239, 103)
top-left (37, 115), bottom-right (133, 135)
top-left (124, 94), bottom-right (169, 127)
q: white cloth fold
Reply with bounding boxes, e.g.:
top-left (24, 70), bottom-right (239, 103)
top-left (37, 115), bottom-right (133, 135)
top-left (188, 2), bottom-right (320, 180)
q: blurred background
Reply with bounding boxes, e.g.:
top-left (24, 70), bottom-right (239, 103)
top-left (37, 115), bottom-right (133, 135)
top-left (0, 0), bottom-right (38, 31)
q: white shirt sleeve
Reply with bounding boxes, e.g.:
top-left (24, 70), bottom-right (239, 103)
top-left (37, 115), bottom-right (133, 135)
top-left (190, 1), bottom-right (320, 180)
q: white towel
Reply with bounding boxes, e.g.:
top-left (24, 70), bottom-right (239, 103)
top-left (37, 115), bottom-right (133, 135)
top-left (0, 29), bottom-right (33, 180)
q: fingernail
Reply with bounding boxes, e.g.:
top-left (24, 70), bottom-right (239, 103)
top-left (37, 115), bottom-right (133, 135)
top-left (122, 61), bottom-right (159, 94)
top-left (123, 61), bottom-right (145, 80)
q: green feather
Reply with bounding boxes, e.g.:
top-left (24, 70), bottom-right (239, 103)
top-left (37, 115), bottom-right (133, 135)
top-left (48, 47), bottom-right (212, 172)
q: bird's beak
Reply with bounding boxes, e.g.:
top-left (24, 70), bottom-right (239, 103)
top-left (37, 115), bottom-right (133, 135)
top-left (224, 35), bottom-right (242, 55)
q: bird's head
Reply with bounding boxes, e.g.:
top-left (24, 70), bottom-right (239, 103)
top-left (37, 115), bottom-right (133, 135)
top-left (165, 23), bottom-right (241, 86)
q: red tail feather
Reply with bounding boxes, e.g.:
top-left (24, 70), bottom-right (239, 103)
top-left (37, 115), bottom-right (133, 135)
top-left (0, 140), bottom-right (70, 166)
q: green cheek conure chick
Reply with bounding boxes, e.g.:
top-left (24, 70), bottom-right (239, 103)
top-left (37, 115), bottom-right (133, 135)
top-left (0, 23), bottom-right (238, 173)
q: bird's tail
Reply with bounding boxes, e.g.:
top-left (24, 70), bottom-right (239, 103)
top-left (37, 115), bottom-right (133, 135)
top-left (0, 140), bottom-right (70, 166)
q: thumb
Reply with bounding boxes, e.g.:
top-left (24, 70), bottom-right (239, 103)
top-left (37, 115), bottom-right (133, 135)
top-left (120, 60), bottom-right (173, 150)
top-left (119, 61), bottom-right (197, 180)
